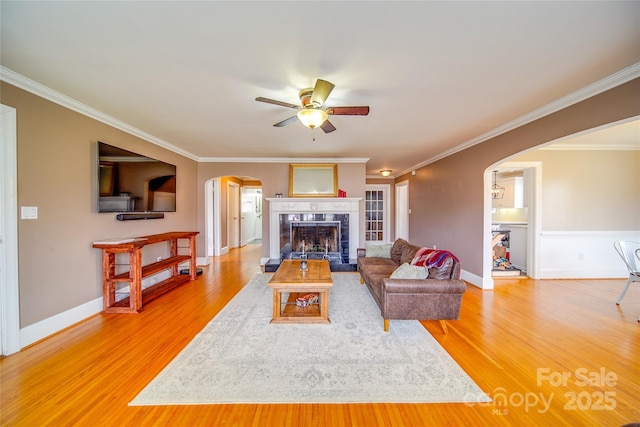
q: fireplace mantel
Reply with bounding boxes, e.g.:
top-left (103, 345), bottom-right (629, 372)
top-left (266, 197), bottom-right (361, 261)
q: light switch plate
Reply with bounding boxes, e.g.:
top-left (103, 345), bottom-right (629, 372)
top-left (21, 206), bottom-right (38, 219)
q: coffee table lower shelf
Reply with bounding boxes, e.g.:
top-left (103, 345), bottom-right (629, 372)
top-left (280, 292), bottom-right (323, 320)
top-left (270, 288), bottom-right (331, 324)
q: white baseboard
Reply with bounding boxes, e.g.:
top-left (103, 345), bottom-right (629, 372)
top-left (20, 297), bottom-right (103, 349)
top-left (196, 256), bottom-right (210, 266)
top-left (461, 269), bottom-right (488, 289)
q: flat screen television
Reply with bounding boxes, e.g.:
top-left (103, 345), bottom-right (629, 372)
top-left (97, 141), bottom-right (177, 213)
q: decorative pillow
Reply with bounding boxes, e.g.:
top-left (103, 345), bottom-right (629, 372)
top-left (427, 257), bottom-right (454, 279)
top-left (365, 242), bottom-right (393, 258)
top-left (411, 247), bottom-right (458, 279)
top-left (390, 262), bottom-right (429, 279)
top-left (390, 239), bottom-right (409, 264)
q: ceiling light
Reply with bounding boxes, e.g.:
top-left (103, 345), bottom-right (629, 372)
top-left (491, 170), bottom-right (505, 199)
top-left (297, 108), bottom-right (328, 129)
top-left (380, 170), bottom-right (392, 177)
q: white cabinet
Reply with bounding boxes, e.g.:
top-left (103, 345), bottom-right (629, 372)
top-left (508, 225), bottom-right (528, 272)
top-left (492, 176), bottom-right (524, 209)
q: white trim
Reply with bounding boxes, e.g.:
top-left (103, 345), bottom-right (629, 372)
top-left (537, 230), bottom-right (639, 279)
top-left (395, 181), bottom-right (409, 241)
top-left (0, 66), bottom-right (198, 161)
top-left (398, 62), bottom-right (640, 176)
top-left (0, 104), bottom-right (20, 355)
top-left (498, 161), bottom-right (543, 279)
top-left (20, 297), bottom-right (103, 349)
top-left (205, 179), bottom-right (221, 257)
top-left (196, 257), bottom-right (210, 266)
top-left (3, 61), bottom-right (636, 169)
top-left (539, 116), bottom-right (640, 151)
top-left (199, 157), bottom-right (369, 163)
top-left (541, 143), bottom-right (640, 151)
top-left (266, 197), bottom-right (362, 261)
top-left (461, 269), bottom-right (485, 290)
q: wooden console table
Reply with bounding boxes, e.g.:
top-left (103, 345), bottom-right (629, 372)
top-left (93, 232), bottom-right (199, 313)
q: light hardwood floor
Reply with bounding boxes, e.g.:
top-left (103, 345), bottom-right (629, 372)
top-left (1, 243), bottom-right (638, 426)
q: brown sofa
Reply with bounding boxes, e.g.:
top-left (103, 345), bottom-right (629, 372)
top-left (357, 238), bottom-right (466, 333)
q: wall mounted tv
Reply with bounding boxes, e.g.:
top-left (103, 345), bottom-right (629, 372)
top-left (97, 141), bottom-right (177, 213)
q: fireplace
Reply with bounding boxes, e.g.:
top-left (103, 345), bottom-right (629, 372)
top-left (267, 197), bottom-right (361, 267)
top-left (282, 217), bottom-right (346, 263)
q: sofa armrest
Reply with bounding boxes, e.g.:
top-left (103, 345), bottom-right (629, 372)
top-left (383, 278), bottom-right (466, 295)
top-left (357, 247), bottom-right (366, 258)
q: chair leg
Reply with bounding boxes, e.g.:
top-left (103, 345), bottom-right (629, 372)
top-left (439, 320), bottom-right (449, 335)
top-left (384, 319), bottom-right (389, 332)
top-left (359, 276), bottom-right (364, 284)
top-left (617, 277), bottom-right (634, 305)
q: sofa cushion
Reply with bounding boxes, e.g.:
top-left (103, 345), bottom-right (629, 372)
top-left (358, 256), bottom-right (397, 272)
top-left (365, 242), bottom-right (393, 259)
top-left (390, 262), bottom-right (429, 279)
top-left (390, 239), bottom-right (409, 264)
top-left (400, 244), bottom-right (421, 265)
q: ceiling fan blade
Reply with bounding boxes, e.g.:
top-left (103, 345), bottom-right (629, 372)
top-left (310, 79), bottom-right (335, 106)
top-left (320, 120), bottom-right (336, 133)
top-left (327, 106), bottom-right (370, 116)
top-left (273, 116), bottom-right (298, 127)
top-left (255, 97), bottom-right (300, 109)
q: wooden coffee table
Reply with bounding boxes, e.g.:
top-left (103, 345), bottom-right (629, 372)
top-left (267, 259), bottom-right (333, 324)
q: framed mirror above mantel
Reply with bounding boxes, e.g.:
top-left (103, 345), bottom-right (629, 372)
top-left (289, 163), bottom-right (337, 197)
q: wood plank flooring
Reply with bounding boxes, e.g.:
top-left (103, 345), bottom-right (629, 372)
top-left (1, 243), bottom-right (638, 426)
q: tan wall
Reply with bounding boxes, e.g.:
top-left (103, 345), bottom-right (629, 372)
top-left (197, 162), bottom-right (366, 258)
top-left (512, 149), bottom-right (640, 230)
top-left (4, 76), bottom-right (638, 327)
top-left (402, 78), bottom-right (640, 277)
top-left (1, 82), bottom-right (198, 327)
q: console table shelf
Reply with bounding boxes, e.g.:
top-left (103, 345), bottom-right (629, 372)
top-left (93, 232), bottom-right (198, 313)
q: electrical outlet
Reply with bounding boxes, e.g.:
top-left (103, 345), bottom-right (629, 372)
top-left (578, 253), bottom-right (584, 261)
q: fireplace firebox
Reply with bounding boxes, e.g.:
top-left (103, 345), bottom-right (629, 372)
top-left (279, 214), bottom-right (348, 264)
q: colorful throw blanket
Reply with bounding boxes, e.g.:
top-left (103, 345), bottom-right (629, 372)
top-left (411, 248), bottom-right (459, 268)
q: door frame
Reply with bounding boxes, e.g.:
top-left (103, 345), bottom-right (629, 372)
top-left (227, 182), bottom-right (240, 249)
top-left (484, 162), bottom-right (541, 287)
top-left (365, 184), bottom-right (391, 242)
top-left (205, 178), bottom-right (222, 257)
top-left (1, 104), bottom-right (20, 355)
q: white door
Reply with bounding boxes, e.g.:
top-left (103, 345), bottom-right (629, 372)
top-left (395, 181), bottom-right (409, 241)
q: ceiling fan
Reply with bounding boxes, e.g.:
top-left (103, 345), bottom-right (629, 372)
top-left (255, 79), bottom-right (369, 133)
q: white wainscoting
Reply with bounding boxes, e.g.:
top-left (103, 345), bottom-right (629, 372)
top-left (538, 230), bottom-right (640, 279)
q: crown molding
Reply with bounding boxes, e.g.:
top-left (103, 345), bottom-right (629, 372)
top-left (197, 157), bottom-right (369, 163)
top-left (398, 62), bottom-right (640, 176)
top-left (0, 66), bottom-right (199, 161)
top-left (3, 62), bottom-right (638, 169)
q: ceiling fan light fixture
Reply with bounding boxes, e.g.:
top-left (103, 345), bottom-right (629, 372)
top-left (380, 170), bottom-right (392, 177)
top-left (297, 108), bottom-right (328, 129)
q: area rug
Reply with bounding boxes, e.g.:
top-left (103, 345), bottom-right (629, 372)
top-left (130, 273), bottom-right (491, 405)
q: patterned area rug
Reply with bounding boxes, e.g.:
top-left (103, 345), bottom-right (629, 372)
top-left (130, 273), bottom-right (491, 405)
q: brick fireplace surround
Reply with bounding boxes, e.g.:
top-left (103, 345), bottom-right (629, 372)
top-left (265, 197), bottom-right (361, 272)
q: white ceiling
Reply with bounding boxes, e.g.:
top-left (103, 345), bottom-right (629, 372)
top-left (1, 1), bottom-right (639, 176)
